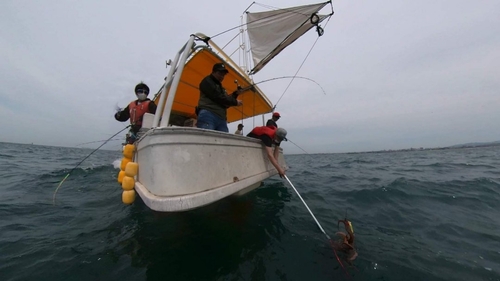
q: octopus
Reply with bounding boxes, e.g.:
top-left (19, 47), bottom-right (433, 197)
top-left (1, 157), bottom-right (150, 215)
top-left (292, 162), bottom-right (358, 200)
top-left (331, 219), bottom-right (358, 264)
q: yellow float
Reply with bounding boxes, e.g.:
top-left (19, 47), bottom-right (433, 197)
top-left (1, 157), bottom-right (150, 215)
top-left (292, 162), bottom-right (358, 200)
top-left (122, 190), bottom-right (136, 205)
top-left (123, 144), bottom-right (135, 159)
top-left (121, 176), bottom-right (135, 191)
top-left (117, 144), bottom-right (139, 204)
top-left (120, 157), bottom-right (131, 171)
top-left (117, 170), bottom-right (126, 183)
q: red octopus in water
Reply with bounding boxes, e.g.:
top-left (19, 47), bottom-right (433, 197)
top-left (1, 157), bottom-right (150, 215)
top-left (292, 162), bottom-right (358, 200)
top-left (331, 219), bottom-right (358, 264)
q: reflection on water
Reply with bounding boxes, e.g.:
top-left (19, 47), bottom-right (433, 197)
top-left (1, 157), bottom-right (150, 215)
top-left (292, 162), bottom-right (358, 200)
top-left (110, 183), bottom-right (291, 280)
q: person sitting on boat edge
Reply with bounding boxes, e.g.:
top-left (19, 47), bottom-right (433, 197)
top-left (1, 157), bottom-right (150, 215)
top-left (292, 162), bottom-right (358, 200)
top-left (196, 63), bottom-right (243, 132)
top-left (115, 82), bottom-right (157, 144)
top-left (266, 112), bottom-right (281, 128)
top-left (247, 126), bottom-right (287, 178)
top-left (234, 123), bottom-right (244, 135)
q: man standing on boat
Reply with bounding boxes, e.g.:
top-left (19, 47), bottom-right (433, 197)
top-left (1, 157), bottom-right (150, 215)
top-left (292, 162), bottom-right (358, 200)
top-left (247, 126), bottom-right (287, 178)
top-left (196, 63), bottom-right (243, 132)
top-left (115, 82), bottom-right (157, 144)
top-left (266, 112), bottom-right (281, 128)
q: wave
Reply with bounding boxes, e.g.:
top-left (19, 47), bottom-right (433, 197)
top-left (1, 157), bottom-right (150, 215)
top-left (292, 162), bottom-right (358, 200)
top-left (326, 174), bottom-right (349, 181)
top-left (333, 176), bottom-right (500, 210)
top-left (39, 165), bottom-right (117, 180)
top-left (414, 162), bottom-right (497, 169)
top-left (0, 153), bottom-right (14, 159)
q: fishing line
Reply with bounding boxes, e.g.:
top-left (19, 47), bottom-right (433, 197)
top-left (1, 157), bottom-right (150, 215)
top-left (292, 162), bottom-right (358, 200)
top-left (283, 137), bottom-right (318, 163)
top-left (285, 138), bottom-right (313, 155)
top-left (274, 37), bottom-right (321, 106)
top-left (284, 175), bottom-right (351, 278)
top-left (75, 138), bottom-right (123, 147)
top-left (52, 125), bottom-right (131, 205)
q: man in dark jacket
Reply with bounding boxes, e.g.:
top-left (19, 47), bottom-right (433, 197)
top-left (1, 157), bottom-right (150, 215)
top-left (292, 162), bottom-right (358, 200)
top-left (115, 82), bottom-right (157, 143)
top-left (196, 63), bottom-right (243, 132)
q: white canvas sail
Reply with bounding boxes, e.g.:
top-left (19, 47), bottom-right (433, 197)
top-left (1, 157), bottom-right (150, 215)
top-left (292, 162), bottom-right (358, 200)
top-left (246, 2), bottom-right (330, 74)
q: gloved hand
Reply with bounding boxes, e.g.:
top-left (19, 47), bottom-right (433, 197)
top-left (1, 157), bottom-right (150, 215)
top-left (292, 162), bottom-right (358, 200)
top-left (231, 90), bottom-right (241, 99)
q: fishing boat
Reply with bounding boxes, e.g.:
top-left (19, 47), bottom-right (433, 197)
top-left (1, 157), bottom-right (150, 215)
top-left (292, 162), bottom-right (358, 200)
top-left (117, 1), bottom-right (334, 212)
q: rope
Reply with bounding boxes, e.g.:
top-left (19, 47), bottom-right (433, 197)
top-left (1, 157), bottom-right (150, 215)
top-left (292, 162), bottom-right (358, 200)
top-left (52, 125), bottom-right (131, 205)
top-left (274, 37), bottom-right (320, 106)
top-left (210, 2), bottom-right (330, 40)
top-left (274, 11), bottom-right (334, 106)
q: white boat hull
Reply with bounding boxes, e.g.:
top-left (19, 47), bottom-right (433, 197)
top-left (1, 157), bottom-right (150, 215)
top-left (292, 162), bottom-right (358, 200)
top-left (134, 127), bottom-right (287, 212)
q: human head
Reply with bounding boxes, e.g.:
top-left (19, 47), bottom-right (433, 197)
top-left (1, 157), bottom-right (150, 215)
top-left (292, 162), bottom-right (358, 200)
top-left (212, 63), bottom-right (229, 82)
top-left (272, 112), bottom-right (281, 121)
top-left (275, 127), bottom-right (287, 142)
top-left (237, 123), bottom-right (244, 130)
top-left (135, 82), bottom-right (150, 101)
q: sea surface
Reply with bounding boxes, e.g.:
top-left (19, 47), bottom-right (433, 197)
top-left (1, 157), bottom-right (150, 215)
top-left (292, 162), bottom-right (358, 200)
top-left (1, 142), bottom-right (499, 281)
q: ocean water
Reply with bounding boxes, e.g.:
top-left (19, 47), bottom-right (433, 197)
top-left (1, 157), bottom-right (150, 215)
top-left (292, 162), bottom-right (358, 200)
top-left (1, 141), bottom-right (499, 281)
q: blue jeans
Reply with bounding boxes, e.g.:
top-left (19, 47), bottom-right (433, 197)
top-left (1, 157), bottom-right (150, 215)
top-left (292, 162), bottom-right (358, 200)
top-left (196, 109), bottom-right (229, 132)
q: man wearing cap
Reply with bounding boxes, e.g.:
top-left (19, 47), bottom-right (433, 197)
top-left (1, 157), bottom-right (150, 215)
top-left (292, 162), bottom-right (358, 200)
top-left (234, 123), bottom-right (244, 135)
top-left (196, 63), bottom-right (243, 132)
top-left (247, 126), bottom-right (287, 178)
top-left (266, 112), bottom-right (281, 128)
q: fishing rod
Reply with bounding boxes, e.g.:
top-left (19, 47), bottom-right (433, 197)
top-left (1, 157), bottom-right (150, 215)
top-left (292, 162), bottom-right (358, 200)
top-left (284, 175), bottom-right (330, 238)
top-left (52, 125), bottom-right (130, 205)
top-left (283, 176), bottom-right (351, 278)
top-left (174, 75), bottom-right (326, 99)
top-left (240, 76), bottom-right (327, 96)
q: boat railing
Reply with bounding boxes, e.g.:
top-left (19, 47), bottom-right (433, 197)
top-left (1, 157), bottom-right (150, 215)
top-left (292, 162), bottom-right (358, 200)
top-left (153, 35), bottom-right (196, 128)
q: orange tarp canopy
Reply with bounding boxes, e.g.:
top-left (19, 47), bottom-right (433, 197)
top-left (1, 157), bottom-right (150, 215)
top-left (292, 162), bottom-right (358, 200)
top-left (154, 48), bottom-right (273, 123)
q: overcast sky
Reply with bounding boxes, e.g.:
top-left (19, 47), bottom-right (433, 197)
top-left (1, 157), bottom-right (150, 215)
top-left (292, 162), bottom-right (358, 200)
top-left (1, 0), bottom-right (499, 153)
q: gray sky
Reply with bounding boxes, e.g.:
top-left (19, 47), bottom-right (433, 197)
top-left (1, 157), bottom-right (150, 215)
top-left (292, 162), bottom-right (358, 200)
top-left (1, 0), bottom-right (499, 153)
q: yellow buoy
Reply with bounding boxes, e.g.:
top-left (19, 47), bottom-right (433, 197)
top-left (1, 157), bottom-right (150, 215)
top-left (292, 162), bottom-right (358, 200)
top-left (123, 144), bottom-right (135, 159)
top-left (122, 190), bottom-right (136, 204)
top-left (121, 176), bottom-right (135, 190)
top-left (120, 157), bottom-right (131, 171)
top-left (125, 162), bottom-right (138, 177)
top-left (117, 170), bottom-right (126, 183)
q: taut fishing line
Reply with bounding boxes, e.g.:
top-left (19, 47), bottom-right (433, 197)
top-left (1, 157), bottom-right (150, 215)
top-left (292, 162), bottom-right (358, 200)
top-left (52, 125), bottom-right (130, 205)
top-left (285, 138), bottom-right (314, 157)
top-left (75, 138), bottom-right (123, 147)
